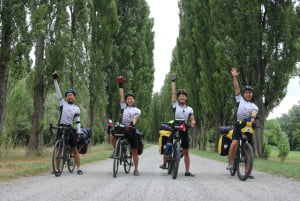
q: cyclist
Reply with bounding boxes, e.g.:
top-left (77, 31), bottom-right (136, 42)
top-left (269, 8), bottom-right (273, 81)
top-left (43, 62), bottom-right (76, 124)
top-left (226, 68), bottom-right (258, 176)
top-left (118, 76), bottom-right (141, 176)
top-left (107, 118), bottom-right (116, 158)
top-left (163, 73), bottom-right (196, 177)
top-left (52, 70), bottom-right (83, 175)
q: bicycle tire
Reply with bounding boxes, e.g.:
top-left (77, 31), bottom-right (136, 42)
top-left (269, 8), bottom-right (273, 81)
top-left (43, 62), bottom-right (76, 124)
top-left (167, 156), bottom-right (173, 174)
top-left (113, 138), bottom-right (121, 178)
top-left (230, 156), bottom-right (237, 176)
top-left (172, 141), bottom-right (181, 179)
top-left (52, 140), bottom-right (64, 177)
top-left (237, 142), bottom-right (254, 181)
top-left (67, 150), bottom-right (75, 173)
top-left (123, 143), bottom-right (133, 174)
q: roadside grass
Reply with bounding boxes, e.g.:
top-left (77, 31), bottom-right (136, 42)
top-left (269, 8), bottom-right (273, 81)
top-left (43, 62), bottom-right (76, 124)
top-left (0, 144), bottom-right (112, 182)
top-left (190, 147), bottom-right (300, 181)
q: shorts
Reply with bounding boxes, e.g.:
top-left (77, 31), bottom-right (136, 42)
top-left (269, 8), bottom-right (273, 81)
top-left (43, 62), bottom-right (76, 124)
top-left (232, 122), bottom-right (254, 146)
top-left (167, 129), bottom-right (190, 149)
top-left (56, 126), bottom-right (77, 148)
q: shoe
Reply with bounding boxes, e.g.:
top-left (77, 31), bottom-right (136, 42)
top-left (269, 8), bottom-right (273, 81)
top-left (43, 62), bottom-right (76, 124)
top-left (109, 151), bottom-right (115, 158)
top-left (77, 170), bottom-right (83, 175)
top-left (226, 164), bottom-right (233, 171)
top-left (133, 170), bottom-right (140, 176)
top-left (159, 164), bottom-right (167, 169)
top-left (248, 175), bottom-right (254, 179)
top-left (185, 172), bottom-right (195, 177)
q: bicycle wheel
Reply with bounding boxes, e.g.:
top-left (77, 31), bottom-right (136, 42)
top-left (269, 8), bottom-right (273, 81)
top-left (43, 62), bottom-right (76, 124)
top-left (113, 138), bottom-right (121, 178)
top-left (167, 155), bottom-right (173, 174)
top-left (52, 140), bottom-right (64, 177)
top-left (67, 149), bottom-right (75, 173)
top-left (237, 142), bottom-right (254, 181)
top-left (123, 143), bottom-right (133, 174)
top-left (172, 141), bottom-right (181, 179)
top-left (230, 156), bottom-right (237, 176)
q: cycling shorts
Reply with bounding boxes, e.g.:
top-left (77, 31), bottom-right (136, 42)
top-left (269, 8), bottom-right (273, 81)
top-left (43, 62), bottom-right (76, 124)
top-left (167, 129), bottom-right (190, 149)
top-left (127, 128), bottom-right (139, 149)
top-left (56, 127), bottom-right (77, 148)
top-left (232, 123), bottom-right (253, 146)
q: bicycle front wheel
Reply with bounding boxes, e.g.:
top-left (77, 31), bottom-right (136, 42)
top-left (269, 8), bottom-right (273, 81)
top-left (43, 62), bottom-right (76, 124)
top-left (237, 142), bottom-right (254, 181)
top-left (123, 143), bottom-right (133, 174)
top-left (172, 141), bottom-right (181, 179)
top-left (52, 140), bottom-right (65, 177)
top-left (67, 149), bottom-right (75, 173)
top-left (113, 138), bottom-right (121, 178)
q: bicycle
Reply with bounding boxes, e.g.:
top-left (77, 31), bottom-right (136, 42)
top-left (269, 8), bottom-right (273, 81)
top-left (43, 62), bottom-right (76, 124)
top-left (50, 124), bottom-right (75, 177)
top-left (167, 119), bottom-right (188, 179)
top-left (229, 120), bottom-right (255, 181)
top-left (112, 123), bottom-right (133, 178)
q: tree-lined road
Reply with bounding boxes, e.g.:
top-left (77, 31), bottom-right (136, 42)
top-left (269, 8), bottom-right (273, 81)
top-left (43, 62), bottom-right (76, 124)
top-left (1, 145), bottom-right (299, 201)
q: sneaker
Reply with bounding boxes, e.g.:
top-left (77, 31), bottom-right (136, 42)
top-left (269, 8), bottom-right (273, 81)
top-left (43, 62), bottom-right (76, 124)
top-left (185, 172), bottom-right (195, 177)
top-left (248, 175), bottom-right (254, 179)
top-left (159, 164), bottom-right (167, 169)
top-left (133, 170), bottom-right (140, 176)
top-left (77, 170), bottom-right (83, 175)
top-left (226, 164), bottom-right (233, 171)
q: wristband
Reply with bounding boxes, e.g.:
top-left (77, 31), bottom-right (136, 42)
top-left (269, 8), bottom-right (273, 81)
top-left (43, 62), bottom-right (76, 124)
top-left (53, 74), bottom-right (58, 79)
top-left (119, 83), bottom-right (123, 88)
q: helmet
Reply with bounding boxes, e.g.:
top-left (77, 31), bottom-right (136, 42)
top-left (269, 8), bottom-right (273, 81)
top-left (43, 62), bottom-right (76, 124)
top-left (65, 89), bottom-right (76, 97)
top-left (242, 86), bottom-right (254, 93)
top-left (125, 92), bottom-right (135, 99)
top-left (177, 89), bottom-right (188, 97)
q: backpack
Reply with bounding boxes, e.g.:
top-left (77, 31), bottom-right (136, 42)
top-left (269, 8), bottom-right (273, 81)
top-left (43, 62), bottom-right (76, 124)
top-left (77, 128), bottom-right (92, 154)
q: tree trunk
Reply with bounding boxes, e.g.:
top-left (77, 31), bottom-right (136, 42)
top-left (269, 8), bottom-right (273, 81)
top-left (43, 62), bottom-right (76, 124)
top-left (0, 0), bottom-right (13, 136)
top-left (28, 36), bottom-right (46, 155)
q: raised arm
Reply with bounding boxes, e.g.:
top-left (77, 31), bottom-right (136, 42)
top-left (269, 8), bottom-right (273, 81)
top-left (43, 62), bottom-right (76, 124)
top-left (231, 68), bottom-right (240, 96)
top-left (118, 76), bottom-right (125, 103)
top-left (171, 73), bottom-right (177, 103)
top-left (52, 70), bottom-right (63, 103)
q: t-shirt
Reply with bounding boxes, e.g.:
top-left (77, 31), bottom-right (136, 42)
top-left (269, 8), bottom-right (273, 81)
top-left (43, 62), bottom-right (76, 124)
top-left (172, 101), bottom-right (194, 123)
top-left (120, 102), bottom-right (141, 126)
top-left (236, 95), bottom-right (258, 121)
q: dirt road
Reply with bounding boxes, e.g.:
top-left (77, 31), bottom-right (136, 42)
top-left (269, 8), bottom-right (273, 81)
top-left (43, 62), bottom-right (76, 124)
top-left (0, 145), bottom-right (299, 201)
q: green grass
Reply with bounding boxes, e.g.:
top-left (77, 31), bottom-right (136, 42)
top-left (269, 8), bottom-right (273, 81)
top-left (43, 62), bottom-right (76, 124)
top-left (0, 144), bottom-right (113, 181)
top-left (190, 148), bottom-right (300, 181)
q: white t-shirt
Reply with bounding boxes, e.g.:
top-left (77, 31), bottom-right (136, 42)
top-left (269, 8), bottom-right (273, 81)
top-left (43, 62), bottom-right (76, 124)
top-left (236, 95), bottom-right (258, 121)
top-left (172, 101), bottom-right (194, 123)
top-left (120, 102), bottom-right (141, 126)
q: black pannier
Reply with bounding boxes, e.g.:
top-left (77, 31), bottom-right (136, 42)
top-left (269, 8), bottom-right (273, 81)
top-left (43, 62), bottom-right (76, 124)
top-left (77, 128), bottom-right (92, 154)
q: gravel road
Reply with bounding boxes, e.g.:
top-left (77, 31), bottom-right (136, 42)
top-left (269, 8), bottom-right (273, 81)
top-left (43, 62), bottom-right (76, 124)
top-left (0, 145), bottom-right (299, 201)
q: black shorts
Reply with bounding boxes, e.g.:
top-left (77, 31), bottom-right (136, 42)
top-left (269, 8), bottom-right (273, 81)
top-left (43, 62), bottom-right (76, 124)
top-left (232, 123), bottom-right (254, 146)
top-left (56, 127), bottom-right (77, 148)
top-left (167, 129), bottom-right (190, 149)
top-left (127, 128), bottom-right (138, 149)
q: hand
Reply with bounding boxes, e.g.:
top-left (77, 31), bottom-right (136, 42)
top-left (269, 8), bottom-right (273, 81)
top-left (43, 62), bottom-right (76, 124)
top-left (231, 68), bottom-right (240, 77)
top-left (76, 133), bottom-right (81, 141)
top-left (125, 125), bottom-right (133, 132)
top-left (171, 73), bottom-right (177, 82)
top-left (52, 70), bottom-right (58, 80)
top-left (117, 76), bottom-right (125, 84)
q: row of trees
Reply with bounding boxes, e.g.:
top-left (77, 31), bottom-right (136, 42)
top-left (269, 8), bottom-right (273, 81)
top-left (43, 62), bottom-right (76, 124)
top-left (151, 0), bottom-right (299, 158)
top-left (0, 0), bottom-right (299, 158)
top-left (0, 0), bottom-right (154, 155)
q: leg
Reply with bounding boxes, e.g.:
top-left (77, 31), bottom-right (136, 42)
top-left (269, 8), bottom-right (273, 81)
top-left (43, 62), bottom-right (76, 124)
top-left (71, 147), bottom-right (82, 174)
top-left (228, 139), bottom-right (238, 165)
top-left (183, 148), bottom-right (190, 173)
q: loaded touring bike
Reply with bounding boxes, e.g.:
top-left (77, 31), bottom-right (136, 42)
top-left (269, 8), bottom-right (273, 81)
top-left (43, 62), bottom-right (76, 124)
top-left (167, 119), bottom-right (189, 179)
top-left (50, 124), bottom-right (75, 177)
top-left (112, 123), bottom-right (133, 178)
top-left (227, 120), bottom-right (255, 181)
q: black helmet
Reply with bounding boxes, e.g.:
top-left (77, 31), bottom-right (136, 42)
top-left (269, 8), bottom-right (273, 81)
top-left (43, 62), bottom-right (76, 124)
top-left (125, 92), bottom-right (135, 99)
top-left (177, 89), bottom-right (188, 97)
top-left (242, 86), bottom-right (254, 93)
top-left (65, 89), bottom-right (76, 96)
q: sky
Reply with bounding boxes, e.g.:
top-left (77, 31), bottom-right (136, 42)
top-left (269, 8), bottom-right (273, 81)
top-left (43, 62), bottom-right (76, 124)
top-left (146, 0), bottom-right (300, 119)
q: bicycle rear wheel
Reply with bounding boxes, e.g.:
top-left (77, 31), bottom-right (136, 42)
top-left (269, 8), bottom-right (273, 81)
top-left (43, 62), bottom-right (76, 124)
top-left (123, 143), bottom-right (133, 174)
top-left (230, 157), bottom-right (237, 176)
top-left (52, 140), bottom-right (64, 177)
top-left (172, 141), bottom-right (181, 179)
top-left (113, 138), bottom-right (121, 178)
top-left (237, 142), bottom-right (254, 181)
top-left (67, 150), bottom-right (75, 173)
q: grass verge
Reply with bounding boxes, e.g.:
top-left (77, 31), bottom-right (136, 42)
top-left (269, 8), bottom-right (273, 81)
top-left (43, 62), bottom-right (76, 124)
top-left (0, 144), bottom-right (112, 182)
top-left (190, 148), bottom-right (300, 181)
